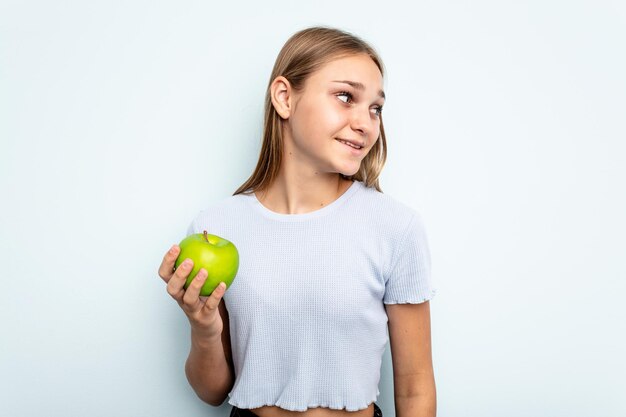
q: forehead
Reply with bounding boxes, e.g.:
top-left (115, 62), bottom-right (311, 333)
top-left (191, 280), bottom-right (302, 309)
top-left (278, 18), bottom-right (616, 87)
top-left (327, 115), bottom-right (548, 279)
top-left (308, 54), bottom-right (383, 91)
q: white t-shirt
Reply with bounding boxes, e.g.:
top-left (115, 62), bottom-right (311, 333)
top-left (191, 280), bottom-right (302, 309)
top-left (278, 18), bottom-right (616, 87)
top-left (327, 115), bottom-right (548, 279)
top-left (186, 180), bottom-right (436, 411)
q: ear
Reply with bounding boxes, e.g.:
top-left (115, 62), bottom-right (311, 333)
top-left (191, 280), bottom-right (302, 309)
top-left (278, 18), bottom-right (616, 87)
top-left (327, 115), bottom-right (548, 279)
top-left (270, 76), bottom-right (294, 120)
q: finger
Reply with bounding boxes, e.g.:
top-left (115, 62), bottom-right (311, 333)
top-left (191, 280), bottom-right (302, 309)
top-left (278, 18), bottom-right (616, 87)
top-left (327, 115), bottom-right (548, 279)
top-left (203, 282), bottom-right (227, 312)
top-left (181, 268), bottom-right (208, 312)
top-left (158, 245), bottom-right (180, 282)
top-left (166, 258), bottom-right (193, 301)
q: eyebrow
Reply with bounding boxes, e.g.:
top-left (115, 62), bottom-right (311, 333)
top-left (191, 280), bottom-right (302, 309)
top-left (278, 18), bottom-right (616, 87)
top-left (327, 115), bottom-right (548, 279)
top-left (331, 80), bottom-right (385, 100)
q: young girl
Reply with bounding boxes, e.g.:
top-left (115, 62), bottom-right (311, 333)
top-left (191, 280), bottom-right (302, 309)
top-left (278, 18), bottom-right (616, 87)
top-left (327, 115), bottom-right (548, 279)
top-left (158, 26), bottom-right (436, 417)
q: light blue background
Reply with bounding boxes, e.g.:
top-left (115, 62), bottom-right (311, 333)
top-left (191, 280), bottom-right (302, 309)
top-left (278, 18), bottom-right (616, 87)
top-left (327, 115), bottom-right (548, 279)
top-left (1, 1), bottom-right (625, 416)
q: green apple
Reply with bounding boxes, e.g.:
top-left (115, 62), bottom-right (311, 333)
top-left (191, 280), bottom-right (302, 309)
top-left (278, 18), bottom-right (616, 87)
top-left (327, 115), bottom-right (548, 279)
top-left (174, 230), bottom-right (239, 296)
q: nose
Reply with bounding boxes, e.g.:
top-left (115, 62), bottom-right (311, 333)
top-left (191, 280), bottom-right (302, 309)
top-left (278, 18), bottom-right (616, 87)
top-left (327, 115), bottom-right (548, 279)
top-left (350, 105), bottom-right (376, 139)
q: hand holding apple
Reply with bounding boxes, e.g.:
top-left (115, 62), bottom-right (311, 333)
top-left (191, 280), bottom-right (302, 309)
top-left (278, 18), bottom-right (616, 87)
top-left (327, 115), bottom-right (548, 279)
top-left (174, 230), bottom-right (239, 296)
top-left (158, 242), bottom-right (230, 341)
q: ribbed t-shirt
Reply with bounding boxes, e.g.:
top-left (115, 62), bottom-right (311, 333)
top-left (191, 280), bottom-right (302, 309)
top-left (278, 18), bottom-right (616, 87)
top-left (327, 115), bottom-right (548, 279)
top-left (185, 180), bottom-right (436, 412)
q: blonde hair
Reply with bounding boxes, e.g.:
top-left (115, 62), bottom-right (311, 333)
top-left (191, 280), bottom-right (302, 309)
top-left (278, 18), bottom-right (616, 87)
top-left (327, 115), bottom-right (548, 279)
top-left (233, 26), bottom-right (388, 196)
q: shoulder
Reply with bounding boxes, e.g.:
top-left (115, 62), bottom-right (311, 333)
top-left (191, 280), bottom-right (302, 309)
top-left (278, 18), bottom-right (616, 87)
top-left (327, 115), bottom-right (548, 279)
top-left (355, 182), bottom-right (424, 234)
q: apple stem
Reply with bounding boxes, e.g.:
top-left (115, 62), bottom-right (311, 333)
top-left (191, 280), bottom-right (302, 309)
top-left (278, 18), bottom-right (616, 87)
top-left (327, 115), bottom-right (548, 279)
top-left (203, 230), bottom-right (209, 242)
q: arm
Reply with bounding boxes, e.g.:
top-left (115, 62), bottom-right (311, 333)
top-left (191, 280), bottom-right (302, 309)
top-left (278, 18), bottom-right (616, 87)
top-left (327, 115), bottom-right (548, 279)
top-left (185, 301), bottom-right (235, 406)
top-left (158, 246), bottom-right (235, 407)
top-left (385, 301), bottom-right (436, 417)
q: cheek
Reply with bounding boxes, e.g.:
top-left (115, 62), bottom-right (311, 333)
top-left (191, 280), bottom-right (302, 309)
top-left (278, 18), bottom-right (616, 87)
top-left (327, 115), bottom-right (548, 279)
top-left (371, 127), bottom-right (379, 140)
top-left (369, 126), bottom-right (381, 148)
top-left (370, 118), bottom-right (379, 134)
top-left (318, 107), bottom-right (347, 136)
top-left (295, 101), bottom-right (344, 139)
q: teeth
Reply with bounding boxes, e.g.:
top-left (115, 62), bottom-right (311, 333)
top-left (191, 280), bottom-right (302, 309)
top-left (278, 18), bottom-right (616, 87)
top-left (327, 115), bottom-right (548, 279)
top-left (339, 139), bottom-right (362, 149)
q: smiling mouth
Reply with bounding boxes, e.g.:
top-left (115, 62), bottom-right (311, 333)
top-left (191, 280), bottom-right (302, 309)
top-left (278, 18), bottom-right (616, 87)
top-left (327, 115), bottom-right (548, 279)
top-left (336, 139), bottom-right (363, 150)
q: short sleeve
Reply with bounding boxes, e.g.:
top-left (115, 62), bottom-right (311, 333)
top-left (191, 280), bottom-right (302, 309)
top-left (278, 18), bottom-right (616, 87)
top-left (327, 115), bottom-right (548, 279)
top-left (186, 213), bottom-right (198, 237)
top-left (383, 212), bottom-right (436, 304)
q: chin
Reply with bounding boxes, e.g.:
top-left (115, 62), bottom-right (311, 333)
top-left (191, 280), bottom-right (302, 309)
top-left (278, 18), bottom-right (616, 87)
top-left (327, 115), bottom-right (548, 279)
top-left (339, 165), bottom-right (361, 177)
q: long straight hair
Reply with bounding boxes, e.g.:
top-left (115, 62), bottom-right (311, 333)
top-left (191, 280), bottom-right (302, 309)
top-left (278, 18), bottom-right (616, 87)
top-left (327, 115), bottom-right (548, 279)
top-left (233, 26), bottom-right (388, 196)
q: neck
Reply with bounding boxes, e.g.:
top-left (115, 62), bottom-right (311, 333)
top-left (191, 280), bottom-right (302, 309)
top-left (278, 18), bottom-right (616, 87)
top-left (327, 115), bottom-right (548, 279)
top-left (255, 170), bottom-right (353, 215)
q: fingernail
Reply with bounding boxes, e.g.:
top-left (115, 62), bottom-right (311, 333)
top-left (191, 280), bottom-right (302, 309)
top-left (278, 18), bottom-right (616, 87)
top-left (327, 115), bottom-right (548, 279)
top-left (219, 282), bottom-right (226, 290)
top-left (183, 259), bottom-right (192, 267)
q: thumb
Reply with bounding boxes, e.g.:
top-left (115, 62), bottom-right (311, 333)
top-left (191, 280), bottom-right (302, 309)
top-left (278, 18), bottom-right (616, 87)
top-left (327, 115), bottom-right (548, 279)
top-left (203, 282), bottom-right (227, 311)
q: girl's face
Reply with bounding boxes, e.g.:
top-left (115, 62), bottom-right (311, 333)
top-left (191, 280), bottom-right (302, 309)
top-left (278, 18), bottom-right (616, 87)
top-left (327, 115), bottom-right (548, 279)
top-left (284, 53), bottom-right (385, 177)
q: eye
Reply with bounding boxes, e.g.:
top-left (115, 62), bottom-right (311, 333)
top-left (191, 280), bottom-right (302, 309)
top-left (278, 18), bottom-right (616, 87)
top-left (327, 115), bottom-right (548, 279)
top-left (337, 91), bottom-right (384, 117)
top-left (336, 91), bottom-right (353, 103)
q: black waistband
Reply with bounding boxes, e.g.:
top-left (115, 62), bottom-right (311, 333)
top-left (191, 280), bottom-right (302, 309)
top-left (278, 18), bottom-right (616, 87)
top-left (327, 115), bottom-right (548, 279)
top-left (230, 403), bottom-right (382, 417)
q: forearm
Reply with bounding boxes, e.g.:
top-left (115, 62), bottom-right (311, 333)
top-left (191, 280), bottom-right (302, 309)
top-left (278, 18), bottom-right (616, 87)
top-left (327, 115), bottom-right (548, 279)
top-left (394, 374), bottom-right (437, 417)
top-left (395, 392), bottom-right (436, 417)
top-left (185, 330), bottom-right (234, 406)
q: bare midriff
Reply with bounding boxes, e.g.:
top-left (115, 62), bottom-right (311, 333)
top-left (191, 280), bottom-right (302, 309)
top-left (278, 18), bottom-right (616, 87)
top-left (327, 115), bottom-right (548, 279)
top-left (250, 404), bottom-right (374, 417)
